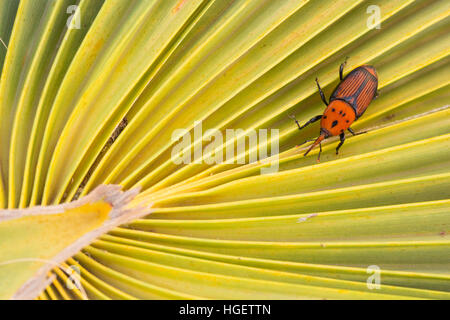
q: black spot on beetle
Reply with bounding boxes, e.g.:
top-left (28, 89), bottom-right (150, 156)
top-left (332, 108), bottom-right (335, 112)
top-left (323, 115), bottom-right (327, 119)
top-left (339, 110), bottom-right (342, 115)
top-left (343, 113), bottom-right (346, 116)
top-left (331, 120), bottom-right (338, 128)
top-left (346, 120), bottom-right (349, 123)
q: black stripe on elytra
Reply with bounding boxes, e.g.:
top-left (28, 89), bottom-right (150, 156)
top-left (330, 68), bottom-right (372, 118)
top-left (364, 68), bottom-right (378, 81)
top-left (352, 74), bottom-right (370, 103)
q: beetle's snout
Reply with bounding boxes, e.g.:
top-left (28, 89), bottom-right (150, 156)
top-left (304, 134), bottom-right (325, 157)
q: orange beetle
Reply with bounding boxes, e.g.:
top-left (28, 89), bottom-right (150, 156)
top-left (290, 58), bottom-right (378, 161)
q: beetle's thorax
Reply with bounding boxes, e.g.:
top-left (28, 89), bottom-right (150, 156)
top-left (320, 100), bottom-right (356, 137)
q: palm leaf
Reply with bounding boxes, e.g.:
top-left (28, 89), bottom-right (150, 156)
top-left (0, 0), bottom-right (448, 299)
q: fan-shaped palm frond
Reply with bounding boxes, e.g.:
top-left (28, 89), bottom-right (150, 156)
top-left (0, 0), bottom-right (449, 300)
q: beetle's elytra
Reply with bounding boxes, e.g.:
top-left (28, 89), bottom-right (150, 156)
top-left (289, 58), bottom-right (379, 161)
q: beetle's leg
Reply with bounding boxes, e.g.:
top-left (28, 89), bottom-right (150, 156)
top-left (340, 56), bottom-right (348, 81)
top-left (336, 132), bottom-right (345, 155)
top-left (374, 90), bottom-right (380, 99)
top-left (315, 78), bottom-right (328, 106)
top-left (317, 142), bottom-right (323, 162)
top-left (288, 114), bottom-right (302, 130)
top-left (348, 127), bottom-right (366, 136)
top-left (289, 114), bottom-right (322, 131)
